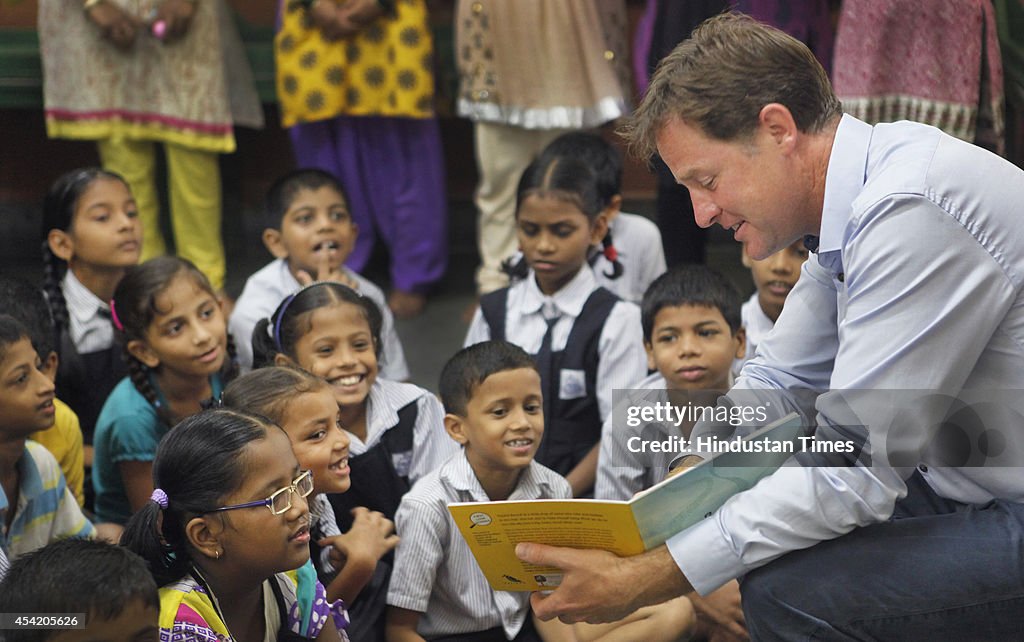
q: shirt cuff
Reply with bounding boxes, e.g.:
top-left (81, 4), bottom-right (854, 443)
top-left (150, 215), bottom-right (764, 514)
top-left (665, 514), bottom-right (745, 595)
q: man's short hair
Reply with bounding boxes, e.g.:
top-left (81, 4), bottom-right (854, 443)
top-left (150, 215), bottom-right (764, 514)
top-left (439, 341), bottom-right (539, 416)
top-left (264, 168), bottom-right (348, 230)
top-left (621, 12), bottom-right (842, 158)
top-left (0, 539), bottom-right (158, 642)
top-left (641, 265), bottom-right (743, 341)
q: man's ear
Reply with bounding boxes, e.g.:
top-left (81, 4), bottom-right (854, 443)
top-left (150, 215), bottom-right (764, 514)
top-left (758, 103), bottom-right (799, 152)
top-left (733, 327), bottom-right (747, 360)
top-left (262, 228), bottom-right (288, 260)
top-left (48, 229), bottom-right (75, 262)
top-left (185, 515), bottom-right (224, 562)
top-left (127, 339), bottom-right (160, 369)
top-left (444, 413), bottom-right (469, 446)
top-left (589, 212), bottom-right (609, 246)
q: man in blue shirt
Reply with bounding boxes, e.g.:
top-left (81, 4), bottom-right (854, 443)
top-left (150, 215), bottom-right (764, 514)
top-left (518, 12), bottom-right (1024, 640)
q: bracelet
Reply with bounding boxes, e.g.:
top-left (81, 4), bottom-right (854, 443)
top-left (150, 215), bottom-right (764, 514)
top-left (83, 0), bottom-right (105, 11)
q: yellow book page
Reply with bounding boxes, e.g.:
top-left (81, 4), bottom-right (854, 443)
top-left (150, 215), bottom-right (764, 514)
top-left (448, 500), bottom-right (643, 592)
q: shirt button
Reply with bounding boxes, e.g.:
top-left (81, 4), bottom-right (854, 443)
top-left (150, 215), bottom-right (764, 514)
top-left (918, 464), bottom-right (928, 473)
top-left (604, 50), bottom-right (615, 61)
top-left (472, 2), bottom-right (483, 12)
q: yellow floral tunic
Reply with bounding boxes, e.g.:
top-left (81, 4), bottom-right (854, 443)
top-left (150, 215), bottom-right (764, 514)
top-left (275, 0), bottom-right (436, 127)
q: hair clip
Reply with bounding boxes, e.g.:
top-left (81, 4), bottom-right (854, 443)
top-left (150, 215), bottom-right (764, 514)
top-left (603, 244), bottom-right (619, 262)
top-left (109, 299), bottom-right (124, 331)
top-left (150, 488), bottom-right (169, 509)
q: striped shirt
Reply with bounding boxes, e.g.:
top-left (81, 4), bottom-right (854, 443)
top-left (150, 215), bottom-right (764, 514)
top-left (62, 270), bottom-right (114, 354)
top-left (0, 441), bottom-right (95, 565)
top-left (352, 379), bottom-right (458, 484)
top-left (310, 493), bottom-right (341, 573)
top-left (464, 265), bottom-right (648, 422)
top-left (388, 451), bottom-right (571, 639)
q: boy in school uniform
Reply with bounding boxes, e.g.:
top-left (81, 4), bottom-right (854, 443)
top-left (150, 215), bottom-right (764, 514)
top-left (733, 240), bottom-right (808, 377)
top-left (589, 266), bottom-right (748, 642)
top-left (0, 315), bottom-right (94, 571)
top-left (385, 341), bottom-right (573, 642)
top-left (229, 168), bottom-right (409, 379)
top-left (596, 265), bottom-right (746, 501)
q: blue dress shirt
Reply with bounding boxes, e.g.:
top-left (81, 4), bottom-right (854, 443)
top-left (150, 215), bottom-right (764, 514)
top-left (670, 115), bottom-right (1024, 594)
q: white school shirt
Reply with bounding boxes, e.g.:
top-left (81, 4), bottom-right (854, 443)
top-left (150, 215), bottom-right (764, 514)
top-left (387, 451), bottom-right (571, 639)
top-left (228, 258), bottom-right (409, 380)
top-left (351, 378), bottom-right (458, 484)
top-left (592, 211), bottom-right (667, 304)
top-left (595, 371), bottom-right (669, 501)
top-left (62, 270), bottom-right (114, 354)
top-left (732, 292), bottom-right (776, 378)
top-left (464, 266), bottom-right (647, 422)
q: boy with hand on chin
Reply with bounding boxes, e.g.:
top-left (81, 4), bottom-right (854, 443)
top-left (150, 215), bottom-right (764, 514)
top-left (385, 341), bottom-right (573, 642)
top-left (229, 168), bottom-right (409, 379)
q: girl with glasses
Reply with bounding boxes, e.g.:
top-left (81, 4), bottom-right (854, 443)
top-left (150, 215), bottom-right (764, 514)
top-left (122, 408), bottom-right (349, 641)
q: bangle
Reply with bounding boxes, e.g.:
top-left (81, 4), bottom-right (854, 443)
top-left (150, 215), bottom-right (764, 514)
top-left (83, 0), bottom-right (104, 11)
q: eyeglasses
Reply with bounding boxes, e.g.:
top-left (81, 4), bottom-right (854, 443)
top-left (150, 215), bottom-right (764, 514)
top-left (209, 470), bottom-right (314, 516)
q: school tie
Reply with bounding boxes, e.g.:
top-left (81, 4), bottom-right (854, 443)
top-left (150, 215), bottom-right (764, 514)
top-left (535, 313), bottom-right (558, 418)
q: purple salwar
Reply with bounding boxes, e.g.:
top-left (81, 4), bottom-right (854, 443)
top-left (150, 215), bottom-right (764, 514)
top-left (289, 115), bottom-right (448, 293)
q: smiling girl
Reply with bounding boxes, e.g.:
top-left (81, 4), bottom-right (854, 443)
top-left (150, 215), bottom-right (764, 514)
top-left (92, 256), bottom-right (237, 525)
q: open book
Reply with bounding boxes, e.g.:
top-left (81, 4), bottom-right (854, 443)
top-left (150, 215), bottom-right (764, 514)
top-left (448, 413), bottom-right (806, 591)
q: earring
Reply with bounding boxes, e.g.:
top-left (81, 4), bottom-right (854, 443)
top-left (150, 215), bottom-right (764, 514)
top-left (215, 549), bottom-right (222, 560)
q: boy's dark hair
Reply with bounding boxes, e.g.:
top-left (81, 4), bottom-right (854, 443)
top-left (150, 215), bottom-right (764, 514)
top-left (439, 340), bottom-right (539, 416)
top-left (251, 282), bottom-right (384, 369)
top-left (40, 168), bottom-right (128, 342)
top-left (264, 168), bottom-right (349, 230)
top-left (0, 277), bottom-right (56, 360)
top-left (641, 265), bottom-right (742, 341)
top-left (539, 131), bottom-right (623, 206)
top-left (0, 538), bottom-right (158, 642)
top-left (0, 315), bottom-right (31, 365)
top-left (222, 366), bottom-right (328, 426)
top-left (121, 408), bottom-right (276, 587)
top-left (112, 256), bottom-right (239, 426)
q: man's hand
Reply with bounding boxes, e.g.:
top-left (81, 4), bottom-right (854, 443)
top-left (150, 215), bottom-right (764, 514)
top-left (86, 1), bottom-right (142, 50)
top-left (335, 0), bottom-right (385, 35)
top-left (516, 543), bottom-right (693, 624)
top-left (690, 580), bottom-right (748, 641)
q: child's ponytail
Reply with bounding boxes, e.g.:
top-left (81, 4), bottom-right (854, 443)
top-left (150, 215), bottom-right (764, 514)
top-left (40, 167), bottom-right (125, 341)
top-left (251, 317), bottom-right (278, 369)
top-left (111, 256), bottom-right (234, 424)
top-left (121, 409), bottom-right (272, 587)
top-left (599, 230), bottom-right (624, 280)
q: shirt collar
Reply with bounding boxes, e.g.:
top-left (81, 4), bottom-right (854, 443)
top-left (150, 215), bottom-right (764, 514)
top-left (519, 266), bottom-right (597, 319)
top-left (817, 114), bottom-right (873, 258)
top-left (443, 451), bottom-right (556, 502)
top-left (63, 270), bottom-right (109, 324)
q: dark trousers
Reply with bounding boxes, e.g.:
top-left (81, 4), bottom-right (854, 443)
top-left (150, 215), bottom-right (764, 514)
top-left (741, 473), bottom-right (1024, 640)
